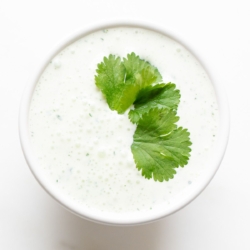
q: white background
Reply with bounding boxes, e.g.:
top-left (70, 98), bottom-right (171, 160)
top-left (0, 0), bottom-right (249, 249)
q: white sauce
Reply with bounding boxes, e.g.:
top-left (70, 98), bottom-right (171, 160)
top-left (29, 27), bottom-right (219, 213)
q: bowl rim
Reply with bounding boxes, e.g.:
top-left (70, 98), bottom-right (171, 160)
top-left (19, 19), bottom-right (230, 226)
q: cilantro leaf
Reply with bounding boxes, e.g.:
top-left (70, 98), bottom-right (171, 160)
top-left (95, 53), bottom-right (162, 114)
top-left (123, 52), bottom-right (162, 85)
top-left (95, 53), bottom-right (192, 182)
top-left (129, 83), bottom-right (181, 123)
top-left (95, 55), bottom-right (132, 113)
top-left (131, 108), bottom-right (192, 182)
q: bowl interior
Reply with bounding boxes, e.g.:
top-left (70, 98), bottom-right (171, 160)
top-left (19, 21), bottom-right (229, 225)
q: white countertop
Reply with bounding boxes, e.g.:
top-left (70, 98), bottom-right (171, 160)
top-left (1, 1), bottom-right (249, 249)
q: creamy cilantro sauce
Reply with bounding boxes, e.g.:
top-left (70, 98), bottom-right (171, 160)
top-left (29, 27), bottom-right (219, 213)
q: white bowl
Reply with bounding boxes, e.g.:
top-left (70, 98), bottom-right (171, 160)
top-left (19, 20), bottom-right (229, 226)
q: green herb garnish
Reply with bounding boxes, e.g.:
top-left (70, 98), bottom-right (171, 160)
top-left (131, 108), bottom-right (191, 181)
top-left (95, 53), bottom-right (192, 182)
top-left (129, 83), bottom-right (180, 124)
top-left (95, 53), bottom-right (162, 114)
